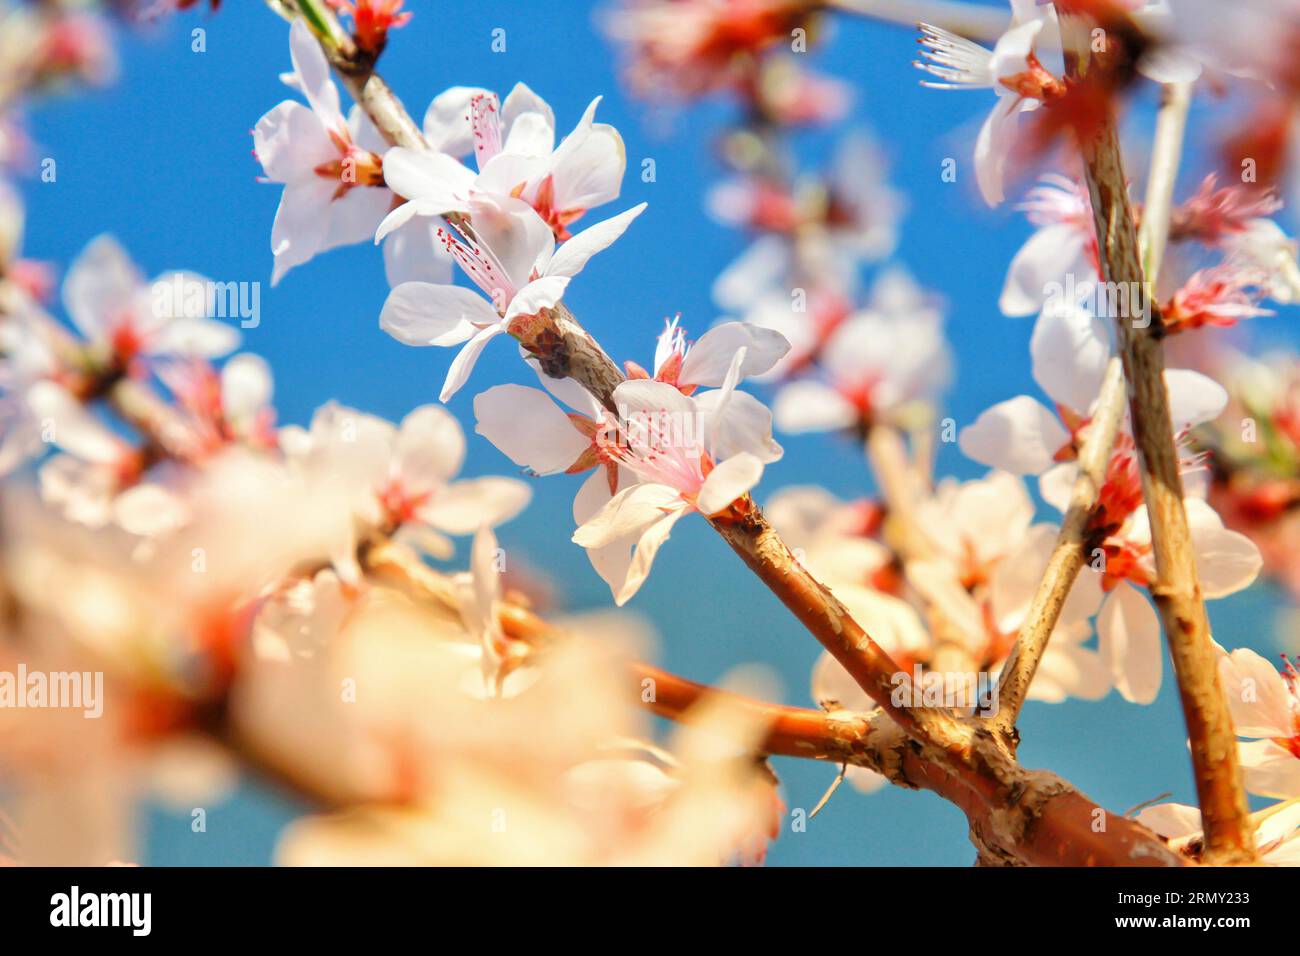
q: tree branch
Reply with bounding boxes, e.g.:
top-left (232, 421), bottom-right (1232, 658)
top-left (1059, 12), bottom-right (1255, 863)
top-left (994, 359), bottom-right (1125, 731)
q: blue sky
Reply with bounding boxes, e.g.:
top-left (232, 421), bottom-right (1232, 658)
top-left (20, 0), bottom-right (1297, 865)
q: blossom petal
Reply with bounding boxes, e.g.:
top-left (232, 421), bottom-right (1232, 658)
top-left (503, 275), bottom-right (570, 322)
top-left (1098, 583), bottom-right (1163, 704)
top-left (697, 452), bottom-right (764, 515)
top-left (440, 324), bottom-right (504, 402)
top-left (422, 86), bottom-right (491, 156)
top-left (25, 381), bottom-right (123, 464)
top-left (221, 353), bottom-right (273, 422)
top-left (1030, 300), bottom-right (1112, 413)
top-left (974, 94), bottom-right (1020, 207)
top-left (771, 381), bottom-right (858, 433)
top-left (474, 384), bottom-right (591, 475)
top-left (1184, 498), bottom-right (1262, 598)
top-left (380, 146), bottom-right (475, 207)
top-left (396, 404), bottom-right (465, 487)
top-left (546, 203), bottom-right (646, 279)
top-left (381, 218), bottom-right (455, 287)
top-left (253, 100), bottom-right (335, 183)
top-left (695, 388), bottom-right (783, 464)
top-left (1218, 648), bottom-right (1295, 739)
top-left (573, 481), bottom-right (681, 550)
top-left (1165, 368), bottom-right (1228, 430)
top-left (419, 476), bottom-right (531, 534)
top-left (959, 395), bottom-right (1069, 474)
top-left (1238, 740), bottom-right (1300, 799)
top-left (679, 322), bottom-right (791, 388)
top-left (379, 282), bottom-right (496, 346)
top-left (288, 19), bottom-right (344, 134)
top-left (1000, 223), bottom-right (1092, 317)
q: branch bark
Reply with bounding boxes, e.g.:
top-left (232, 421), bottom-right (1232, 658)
top-left (1059, 13), bottom-right (1255, 863)
top-left (994, 359), bottom-right (1125, 731)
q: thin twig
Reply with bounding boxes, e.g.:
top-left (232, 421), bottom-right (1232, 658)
top-left (993, 82), bottom-right (1195, 732)
top-left (1059, 11), bottom-right (1255, 864)
top-left (993, 359), bottom-right (1125, 731)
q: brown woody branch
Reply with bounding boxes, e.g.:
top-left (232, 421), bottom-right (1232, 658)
top-left (1059, 12), bottom-right (1254, 863)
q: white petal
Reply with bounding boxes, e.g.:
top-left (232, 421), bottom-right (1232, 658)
top-left (549, 105), bottom-right (627, 211)
top-left (418, 476), bottom-right (531, 535)
top-left (63, 235), bottom-right (140, 339)
top-left (1001, 223), bottom-right (1092, 317)
top-left (1164, 368), bottom-right (1228, 430)
top-left (1030, 300), bottom-right (1112, 412)
top-left (679, 322), bottom-right (790, 388)
top-left (396, 404), bottom-right (465, 487)
top-left (611, 508), bottom-right (685, 605)
top-left (1184, 498), bottom-right (1262, 598)
top-left (501, 82), bottom-right (555, 144)
top-left (464, 193), bottom-right (556, 296)
top-left (1238, 740), bottom-right (1300, 799)
top-left (975, 95), bottom-right (1021, 207)
top-left (696, 388), bottom-right (783, 464)
top-left (288, 19), bottom-right (344, 133)
top-left (269, 178), bottom-right (336, 284)
top-left (114, 483), bottom-right (190, 537)
top-left (440, 324), bottom-right (504, 402)
top-left (1218, 648), bottom-right (1295, 739)
top-left (697, 452), bottom-right (764, 515)
top-left (148, 318), bottom-right (240, 359)
top-left (959, 396), bottom-right (1069, 474)
top-left (573, 481), bottom-right (682, 549)
top-left (812, 651), bottom-right (873, 711)
top-left (252, 100), bottom-right (334, 183)
top-left (1135, 803), bottom-right (1204, 840)
top-left (380, 282), bottom-right (496, 346)
top-left (474, 384), bottom-right (590, 474)
top-left (380, 146), bottom-right (475, 207)
top-left (771, 381), bottom-right (858, 433)
top-left (25, 381), bottom-right (122, 464)
top-left (711, 236), bottom-right (789, 311)
top-left (221, 353), bottom-right (273, 422)
top-left (1030, 642), bottom-right (1112, 702)
top-left (503, 275), bottom-right (570, 322)
top-left (381, 218), bottom-right (455, 287)
top-left (546, 203), bottom-right (646, 279)
top-left (1038, 461), bottom-right (1077, 513)
top-left (422, 86), bottom-right (491, 156)
top-left (1098, 584), bottom-right (1163, 705)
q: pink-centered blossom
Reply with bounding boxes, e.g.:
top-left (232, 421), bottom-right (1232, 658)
top-left (378, 83), bottom-right (628, 242)
top-left (571, 350), bottom-right (783, 605)
top-left (1000, 175), bottom-right (1099, 317)
top-left (915, 1), bottom-right (1064, 206)
top-left (1219, 647), bottom-right (1300, 798)
top-left (771, 278), bottom-right (949, 434)
top-left (280, 401), bottom-right (531, 582)
top-left (253, 19), bottom-right (450, 287)
top-left (62, 235), bottom-right (239, 367)
top-left (379, 193), bottom-right (646, 401)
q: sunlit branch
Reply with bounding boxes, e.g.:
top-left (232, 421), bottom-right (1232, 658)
top-left (1059, 10), bottom-right (1255, 864)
